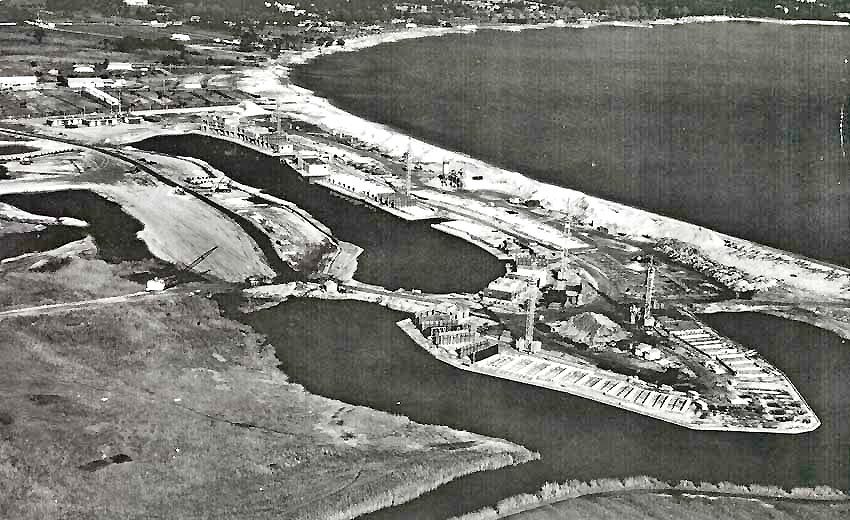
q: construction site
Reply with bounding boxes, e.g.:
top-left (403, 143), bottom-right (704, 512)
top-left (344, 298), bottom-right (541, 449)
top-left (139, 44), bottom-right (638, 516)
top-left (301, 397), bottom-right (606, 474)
top-left (0, 89), bottom-right (826, 434)
top-left (153, 103), bottom-right (824, 433)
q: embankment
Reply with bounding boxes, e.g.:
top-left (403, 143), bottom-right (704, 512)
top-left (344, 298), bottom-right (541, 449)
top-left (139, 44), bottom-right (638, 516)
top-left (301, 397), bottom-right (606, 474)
top-left (450, 476), bottom-right (848, 520)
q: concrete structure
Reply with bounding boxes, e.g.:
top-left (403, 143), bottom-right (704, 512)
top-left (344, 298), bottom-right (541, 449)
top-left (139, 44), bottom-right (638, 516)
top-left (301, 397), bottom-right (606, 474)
top-left (0, 76), bottom-right (38, 91)
top-left (45, 115), bottom-right (84, 127)
top-left (431, 326), bottom-right (476, 347)
top-left (67, 77), bottom-right (106, 89)
top-left (82, 116), bottom-right (118, 127)
top-left (414, 302), bottom-right (470, 332)
top-left (124, 0), bottom-right (149, 5)
top-left (106, 62), bottom-right (134, 72)
top-left (170, 33), bottom-right (191, 42)
top-left (484, 276), bottom-right (531, 303)
top-left (83, 85), bottom-right (120, 108)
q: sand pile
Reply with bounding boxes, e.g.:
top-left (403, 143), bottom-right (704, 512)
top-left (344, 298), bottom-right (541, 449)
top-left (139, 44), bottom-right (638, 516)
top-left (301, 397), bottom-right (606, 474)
top-left (555, 312), bottom-right (629, 346)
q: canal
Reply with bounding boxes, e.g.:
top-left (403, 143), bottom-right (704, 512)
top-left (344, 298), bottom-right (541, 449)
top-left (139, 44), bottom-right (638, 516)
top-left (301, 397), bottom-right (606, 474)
top-left (135, 135), bottom-right (505, 293)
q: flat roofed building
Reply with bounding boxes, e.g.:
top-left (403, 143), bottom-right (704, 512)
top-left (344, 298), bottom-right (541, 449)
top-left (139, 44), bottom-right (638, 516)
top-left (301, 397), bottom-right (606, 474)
top-left (106, 62), bottom-right (133, 72)
top-left (0, 76), bottom-right (38, 90)
top-left (484, 276), bottom-right (530, 302)
top-left (67, 77), bottom-right (106, 89)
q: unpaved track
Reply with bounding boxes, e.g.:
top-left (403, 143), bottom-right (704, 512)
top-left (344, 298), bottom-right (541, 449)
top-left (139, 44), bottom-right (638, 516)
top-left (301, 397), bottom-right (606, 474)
top-left (0, 290), bottom-right (181, 319)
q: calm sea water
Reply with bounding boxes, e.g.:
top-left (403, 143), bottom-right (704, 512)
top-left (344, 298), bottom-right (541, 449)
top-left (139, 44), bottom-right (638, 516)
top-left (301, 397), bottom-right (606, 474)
top-left (292, 24), bottom-right (850, 266)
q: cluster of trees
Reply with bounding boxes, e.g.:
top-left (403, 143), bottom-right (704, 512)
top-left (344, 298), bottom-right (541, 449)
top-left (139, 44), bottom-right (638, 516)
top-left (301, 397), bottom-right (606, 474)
top-left (102, 36), bottom-right (185, 53)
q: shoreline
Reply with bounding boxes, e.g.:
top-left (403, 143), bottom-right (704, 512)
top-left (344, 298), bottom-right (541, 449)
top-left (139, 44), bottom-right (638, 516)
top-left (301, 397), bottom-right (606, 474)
top-left (397, 318), bottom-right (819, 434)
top-left (237, 25), bottom-right (850, 323)
top-left (449, 476), bottom-right (847, 520)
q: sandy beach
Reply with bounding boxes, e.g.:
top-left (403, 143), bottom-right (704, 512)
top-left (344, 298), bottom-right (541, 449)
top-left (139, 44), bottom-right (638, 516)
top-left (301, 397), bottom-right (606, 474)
top-left (235, 23), bottom-right (850, 313)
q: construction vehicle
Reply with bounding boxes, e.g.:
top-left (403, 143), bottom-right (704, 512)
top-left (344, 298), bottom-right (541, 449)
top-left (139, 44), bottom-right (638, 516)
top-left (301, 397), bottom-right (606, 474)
top-left (146, 246), bottom-right (218, 291)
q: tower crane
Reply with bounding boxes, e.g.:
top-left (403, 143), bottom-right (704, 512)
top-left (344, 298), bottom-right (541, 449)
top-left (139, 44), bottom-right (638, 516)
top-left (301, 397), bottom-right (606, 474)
top-left (643, 256), bottom-right (656, 328)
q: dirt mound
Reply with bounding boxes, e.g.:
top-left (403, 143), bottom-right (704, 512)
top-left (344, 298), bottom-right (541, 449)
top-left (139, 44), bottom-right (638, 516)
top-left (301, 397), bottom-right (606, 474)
top-left (555, 312), bottom-right (628, 346)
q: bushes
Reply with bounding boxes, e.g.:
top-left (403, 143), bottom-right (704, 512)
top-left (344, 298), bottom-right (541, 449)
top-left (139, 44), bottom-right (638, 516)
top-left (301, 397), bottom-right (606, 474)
top-left (452, 476), bottom-right (848, 520)
top-left (103, 36), bottom-right (185, 53)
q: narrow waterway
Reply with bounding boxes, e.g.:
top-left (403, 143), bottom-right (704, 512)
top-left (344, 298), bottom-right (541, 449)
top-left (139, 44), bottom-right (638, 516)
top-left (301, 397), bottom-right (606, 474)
top-left (135, 134), bottom-right (505, 293)
top-left (0, 226), bottom-right (87, 260)
top-left (0, 190), bottom-right (152, 262)
top-left (233, 298), bottom-right (850, 519)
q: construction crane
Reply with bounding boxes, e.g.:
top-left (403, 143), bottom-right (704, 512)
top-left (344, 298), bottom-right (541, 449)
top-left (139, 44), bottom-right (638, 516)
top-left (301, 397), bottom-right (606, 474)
top-left (532, 211), bottom-right (574, 271)
top-left (271, 100), bottom-right (287, 134)
top-left (516, 283), bottom-right (540, 353)
top-left (184, 246), bottom-right (218, 273)
top-left (146, 246), bottom-right (218, 292)
top-left (643, 257), bottom-right (656, 328)
top-left (405, 140), bottom-right (412, 203)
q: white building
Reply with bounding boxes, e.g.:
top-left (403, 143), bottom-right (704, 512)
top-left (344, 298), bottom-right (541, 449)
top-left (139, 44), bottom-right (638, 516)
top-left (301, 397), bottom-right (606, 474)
top-left (0, 76), bottom-right (38, 91)
top-left (124, 0), bottom-right (149, 5)
top-left (106, 62), bottom-right (133, 72)
top-left (170, 33), bottom-right (191, 42)
top-left (67, 77), bottom-right (107, 89)
top-left (484, 276), bottom-right (531, 303)
top-left (83, 85), bottom-right (120, 108)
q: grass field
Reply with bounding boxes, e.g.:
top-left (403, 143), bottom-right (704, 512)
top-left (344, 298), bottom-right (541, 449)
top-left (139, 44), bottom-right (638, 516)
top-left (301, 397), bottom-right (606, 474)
top-left (0, 252), bottom-right (536, 519)
top-left (0, 27), bottom-right (138, 76)
top-left (502, 491), bottom-right (850, 520)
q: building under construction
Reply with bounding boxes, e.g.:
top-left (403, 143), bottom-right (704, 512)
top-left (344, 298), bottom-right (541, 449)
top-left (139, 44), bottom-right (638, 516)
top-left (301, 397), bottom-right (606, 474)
top-left (413, 303), bottom-right (499, 362)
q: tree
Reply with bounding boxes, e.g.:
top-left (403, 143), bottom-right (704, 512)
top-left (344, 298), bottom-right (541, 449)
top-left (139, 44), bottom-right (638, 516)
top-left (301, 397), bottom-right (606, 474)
top-left (0, 164), bottom-right (9, 179)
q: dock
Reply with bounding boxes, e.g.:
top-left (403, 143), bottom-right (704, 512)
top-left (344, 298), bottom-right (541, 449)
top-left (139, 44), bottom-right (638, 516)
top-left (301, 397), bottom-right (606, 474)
top-left (397, 317), bottom-right (821, 434)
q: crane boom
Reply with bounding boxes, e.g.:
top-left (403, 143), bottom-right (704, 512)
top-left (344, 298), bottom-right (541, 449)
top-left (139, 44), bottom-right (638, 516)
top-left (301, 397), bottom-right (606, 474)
top-left (184, 246), bottom-right (218, 272)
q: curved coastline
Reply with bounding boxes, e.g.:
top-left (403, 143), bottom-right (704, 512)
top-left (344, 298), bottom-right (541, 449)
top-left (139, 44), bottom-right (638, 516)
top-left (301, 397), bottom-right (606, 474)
top-left (238, 22), bottom-right (850, 337)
